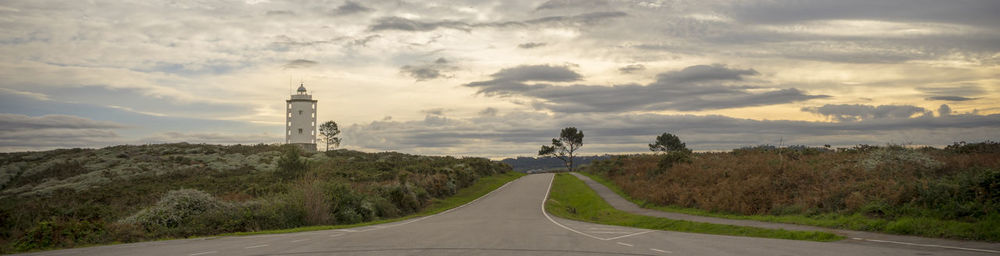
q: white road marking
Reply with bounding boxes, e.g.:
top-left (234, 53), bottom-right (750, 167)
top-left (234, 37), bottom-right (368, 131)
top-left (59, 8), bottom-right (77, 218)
top-left (590, 231), bottom-right (635, 234)
top-left (650, 248), bottom-right (672, 253)
top-left (290, 239), bottom-right (310, 243)
top-left (541, 174), bottom-right (657, 242)
top-left (852, 237), bottom-right (1000, 254)
top-left (617, 242), bottom-right (634, 247)
top-left (244, 244), bottom-right (269, 249)
top-left (329, 233), bottom-right (345, 237)
top-left (189, 251), bottom-right (217, 256)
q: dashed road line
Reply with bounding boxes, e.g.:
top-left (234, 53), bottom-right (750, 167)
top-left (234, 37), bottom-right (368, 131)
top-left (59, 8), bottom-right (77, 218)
top-left (650, 248), bottom-right (672, 253)
top-left (330, 233), bottom-right (345, 237)
top-left (290, 239), bottom-right (310, 243)
top-left (189, 251), bottom-right (217, 256)
top-left (851, 237), bottom-right (1000, 254)
top-left (244, 244), bottom-right (269, 249)
top-left (616, 242), bottom-right (634, 247)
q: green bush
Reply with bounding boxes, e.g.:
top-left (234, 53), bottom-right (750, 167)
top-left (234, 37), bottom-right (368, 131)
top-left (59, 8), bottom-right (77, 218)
top-left (121, 189), bottom-right (227, 231)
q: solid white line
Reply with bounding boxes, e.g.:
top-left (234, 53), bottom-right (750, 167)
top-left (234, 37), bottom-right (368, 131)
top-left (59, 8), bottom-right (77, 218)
top-left (650, 248), bottom-right (672, 253)
top-left (244, 244), bottom-right (269, 249)
top-left (606, 230), bottom-right (655, 240)
top-left (589, 231), bottom-right (635, 234)
top-left (290, 239), bottom-right (310, 243)
top-left (541, 174), bottom-right (610, 241)
top-left (189, 251), bottom-right (217, 256)
top-left (617, 242), bottom-right (634, 247)
top-left (854, 237), bottom-right (1000, 254)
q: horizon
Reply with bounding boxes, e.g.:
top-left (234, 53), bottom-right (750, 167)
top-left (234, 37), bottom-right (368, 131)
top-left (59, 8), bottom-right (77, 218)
top-left (1, 0), bottom-right (998, 158)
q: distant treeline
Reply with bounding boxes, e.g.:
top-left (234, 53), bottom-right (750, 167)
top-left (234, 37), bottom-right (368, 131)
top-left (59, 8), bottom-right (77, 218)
top-left (500, 155), bottom-right (612, 172)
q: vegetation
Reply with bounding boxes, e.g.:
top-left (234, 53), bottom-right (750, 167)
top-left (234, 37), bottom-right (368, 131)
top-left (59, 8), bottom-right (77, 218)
top-left (584, 141), bottom-right (1000, 241)
top-left (545, 173), bottom-right (842, 241)
top-left (500, 155), bottom-right (612, 172)
top-left (318, 121), bottom-right (342, 151)
top-left (0, 143), bottom-right (512, 253)
top-left (538, 127), bottom-right (584, 172)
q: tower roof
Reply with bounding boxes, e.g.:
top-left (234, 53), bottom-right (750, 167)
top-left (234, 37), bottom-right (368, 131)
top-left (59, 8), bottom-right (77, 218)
top-left (296, 83), bottom-right (307, 92)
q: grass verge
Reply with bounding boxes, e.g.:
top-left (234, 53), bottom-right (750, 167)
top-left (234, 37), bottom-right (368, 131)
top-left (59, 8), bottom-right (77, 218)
top-left (546, 173), bottom-right (842, 242)
top-left (222, 171), bottom-right (526, 236)
top-left (577, 172), bottom-right (1000, 241)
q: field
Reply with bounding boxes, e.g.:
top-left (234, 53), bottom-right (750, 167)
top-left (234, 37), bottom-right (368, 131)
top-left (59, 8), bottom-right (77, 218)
top-left (583, 142), bottom-right (1000, 241)
top-left (0, 143), bottom-right (512, 253)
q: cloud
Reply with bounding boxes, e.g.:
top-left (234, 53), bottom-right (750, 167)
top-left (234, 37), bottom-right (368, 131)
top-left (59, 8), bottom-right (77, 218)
top-left (618, 64), bottom-right (645, 74)
top-left (368, 11), bottom-right (628, 32)
top-left (535, 0), bottom-right (610, 10)
top-left (331, 1), bottom-right (372, 16)
top-left (938, 104), bottom-right (952, 116)
top-left (283, 59), bottom-right (318, 69)
top-left (0, 114), bottom-right (126, 131)
top-left (369, 17), bottom-right (470, 32)
top-left (478, 107), bottom-right (498, 116)
top-left (400, 57), bottom-right (457, 81)
top-left (518, 42), bottom-right (547, 49)
top-left (0, 114), bottom-right (126, 151)
top-left (726, 0), bottom-right (1000, 28)
top-left (465, 64), bottom-right (827, 112)
top-left (802, 104), bottom-right (930, 122)
top-left (265, 10), bottom-right (295, 16)
top-left (342, 110), bottom-right (1000, 158)
top-left (926, 96), bottom-right (977, 101)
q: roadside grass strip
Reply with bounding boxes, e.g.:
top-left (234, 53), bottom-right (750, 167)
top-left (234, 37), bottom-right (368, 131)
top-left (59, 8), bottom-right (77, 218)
top-left (546, 173), bottom-right (843, 242)
top-left (224, 171), bottom-right (526, 236)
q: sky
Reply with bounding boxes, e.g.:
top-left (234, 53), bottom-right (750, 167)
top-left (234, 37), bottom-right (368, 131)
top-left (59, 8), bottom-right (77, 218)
top-left (1, 0), bottom-right (998, 158)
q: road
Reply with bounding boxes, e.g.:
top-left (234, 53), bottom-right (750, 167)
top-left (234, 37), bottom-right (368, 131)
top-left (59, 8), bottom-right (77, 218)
top-left (20, 174), bottom-right (994, 256)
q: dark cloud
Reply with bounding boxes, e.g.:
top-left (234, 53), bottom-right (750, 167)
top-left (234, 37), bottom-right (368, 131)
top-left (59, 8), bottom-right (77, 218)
top-left (802, 104), bottom-right (930, 122)
top-left (265, 10), bottom-right (295, 16)
top-left (283, 59), bottom-right (318, 69)
top-left (465, 64), bottom-right (826, 112)
top-left (368, 11), bottom-right (627, 32)
top-left (727, 0), bottom-right (1000, 28)
top-left (535, 0), bottom-right (610, 10)
top-left (0, 114), bottom-right (125, 131)
top-left (479, 107), bottom-right (499, 116)
top-left (0, 114), bottom-right (126, 151)
top-left (518, 42), bottom-right (547, 49)
top-left (618, 64), bottom-right (645, 74)
top-left (919, 85), bottom-right (985, 102)
top-left (400, 57), bottom-right (456, 81)
top-left (421, 108), bottom-right (445, 116)
top-left (938, 104), bottom-right (952, 116)
top-left (331, 1), bottom-right (373, 16)
top-left (926, 96), bottom-right (977, 101)
top-left (369, 17), bottom-right (470, 32)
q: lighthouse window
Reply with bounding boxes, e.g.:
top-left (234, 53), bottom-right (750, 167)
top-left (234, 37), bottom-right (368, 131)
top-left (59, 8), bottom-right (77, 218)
top-left (298, 110), bottom-right (302, 115)
top-left (287, 104), bottom-right (291, 109)
top-left (287, 130), bottom-right (290, 135)
top-left (312, 104), bottom-right (315, 109)
top-left (287, 122), bottom-right (291, 127)
top-left (311, 121), bottom-right (315, 126)
top-left (298, 128), bottom-right (303, 134)
top-left (311, 130), bottom-right (315, 135)
top-left (287, 113), bottom-right (291, 117)
top-left (311, 113), bottom-right (315, 118)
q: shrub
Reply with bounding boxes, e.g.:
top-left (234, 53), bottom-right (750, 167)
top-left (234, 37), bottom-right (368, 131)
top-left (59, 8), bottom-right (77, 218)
top-left (860, 146), bottom-right (943, 172)
top-left (121, 189), bottom-right (226, 230)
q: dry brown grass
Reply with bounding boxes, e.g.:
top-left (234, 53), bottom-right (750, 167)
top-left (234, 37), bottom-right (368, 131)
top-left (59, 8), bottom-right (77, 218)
top-left (590, 147), bottom-right (1000, 218)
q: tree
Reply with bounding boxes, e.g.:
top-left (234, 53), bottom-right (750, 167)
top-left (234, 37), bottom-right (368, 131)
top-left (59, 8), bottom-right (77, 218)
top-left (538, 127), bottom-right (584, 172)
top-left (649, 132), bottom-right (691, 173)
top-left (649, 132), bottom-right (688, 153)
top-left (319, 121), bottom-right (342, 151)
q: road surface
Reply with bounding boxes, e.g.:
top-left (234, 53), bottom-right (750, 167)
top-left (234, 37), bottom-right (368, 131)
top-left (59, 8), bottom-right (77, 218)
top-left (19, 174), bottom-right (994, 255)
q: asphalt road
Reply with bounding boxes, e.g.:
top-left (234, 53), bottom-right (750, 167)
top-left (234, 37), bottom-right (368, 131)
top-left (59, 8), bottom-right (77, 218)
top-left (19, 174), bottom-right (996, 256)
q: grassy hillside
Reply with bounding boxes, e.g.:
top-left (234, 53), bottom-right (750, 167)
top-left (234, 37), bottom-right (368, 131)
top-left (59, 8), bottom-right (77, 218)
top-left (0, 143), bottom-right (512, 253)
top-left (583, 142), bottom-right (1000, 241)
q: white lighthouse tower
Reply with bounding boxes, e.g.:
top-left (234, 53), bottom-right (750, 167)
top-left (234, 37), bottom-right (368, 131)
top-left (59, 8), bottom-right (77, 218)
top-left (286, 83), bottom-right (317, 151)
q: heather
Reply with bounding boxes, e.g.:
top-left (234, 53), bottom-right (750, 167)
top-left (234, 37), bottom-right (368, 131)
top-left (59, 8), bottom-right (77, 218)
top-left (585, 141), bottom-right (1000, 241)
top-left (0, 143), bottom-right (511, 253)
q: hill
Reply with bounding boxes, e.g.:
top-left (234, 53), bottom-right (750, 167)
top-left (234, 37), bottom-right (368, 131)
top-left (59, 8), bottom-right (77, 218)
top-left (500, 155), bottom-right (612, 172)
top-left (0, 143), bottom-right (511, 253)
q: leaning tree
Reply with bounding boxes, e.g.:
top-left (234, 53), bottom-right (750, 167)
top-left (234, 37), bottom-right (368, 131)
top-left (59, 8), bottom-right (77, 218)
top-left (539, 127), bottom-right (584, 172)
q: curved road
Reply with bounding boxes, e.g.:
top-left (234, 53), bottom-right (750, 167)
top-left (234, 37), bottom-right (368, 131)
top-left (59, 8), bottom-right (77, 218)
top-left (21, 174), bottom-right (991, 255)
